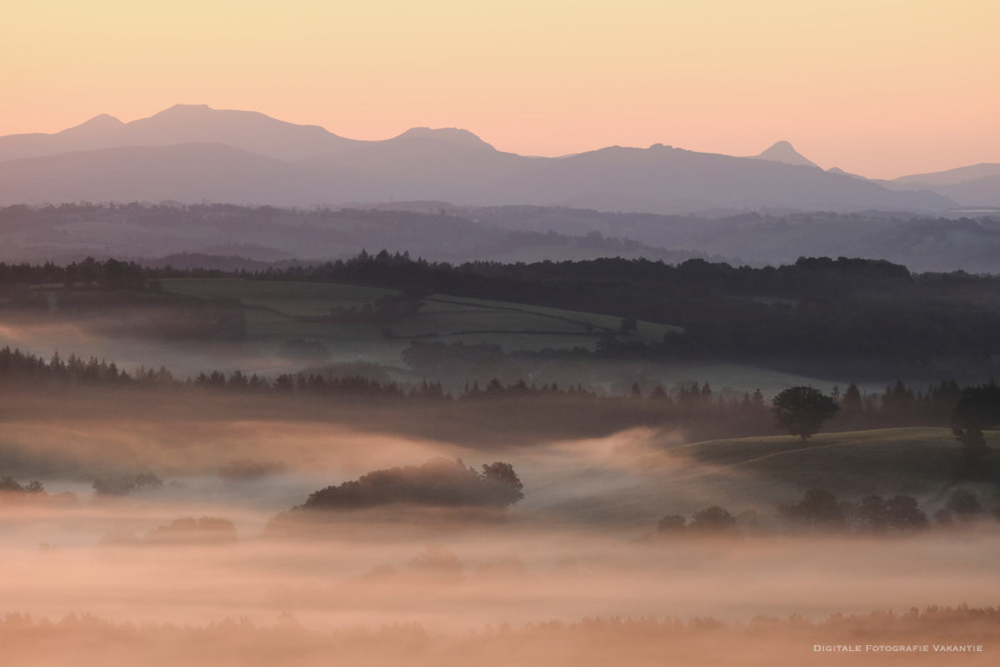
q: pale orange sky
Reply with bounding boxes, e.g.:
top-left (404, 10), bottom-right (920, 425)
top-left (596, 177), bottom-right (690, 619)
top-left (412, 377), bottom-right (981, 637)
top-left (1, 0), bottom-right (997, 179)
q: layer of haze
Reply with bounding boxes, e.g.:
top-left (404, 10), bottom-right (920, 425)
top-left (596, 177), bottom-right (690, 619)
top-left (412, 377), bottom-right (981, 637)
top-left (2, 0), bottom-right (998, 179)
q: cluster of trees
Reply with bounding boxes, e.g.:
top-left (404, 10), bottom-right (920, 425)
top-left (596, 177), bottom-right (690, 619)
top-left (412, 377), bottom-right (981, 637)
top-left (0, 476), bottom-right (77, 506)
top-left (0, 258), bottom-right (152, 292)
top-left (773, 383), bottom-right (998, 464)
top-left (92, 473), bottom-right (164, 496)
top-left (0, 347), bottom-right (166, 385)
top-left (778, 489), bottom-right (929, 531)
top-left (656, 506), bottom-right (739, 534)
top-left (0, 476), bottom-right (45, 496)
top-left (656, 487), bottom-right (996, 538)
top-left (298, 458), bottom-right (524, 511)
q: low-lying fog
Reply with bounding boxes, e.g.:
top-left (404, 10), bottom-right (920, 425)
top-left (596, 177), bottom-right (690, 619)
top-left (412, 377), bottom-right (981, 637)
top-left (2, 402), bottom-right (998, 637)
top-left (0, 377), bottom-right (996, 666)
top-left (5, 502), bottom-right (1000, 630)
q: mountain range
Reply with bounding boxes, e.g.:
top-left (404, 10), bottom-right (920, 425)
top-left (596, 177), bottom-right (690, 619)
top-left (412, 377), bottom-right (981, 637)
top-left (0, 104), bottom-right (993, 213)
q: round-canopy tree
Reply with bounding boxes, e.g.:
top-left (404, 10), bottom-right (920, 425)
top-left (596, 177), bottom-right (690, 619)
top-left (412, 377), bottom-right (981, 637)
top-left (772, 386), bottom-right (839, 442)
top-left (951, 382), bottom-right (999, 465)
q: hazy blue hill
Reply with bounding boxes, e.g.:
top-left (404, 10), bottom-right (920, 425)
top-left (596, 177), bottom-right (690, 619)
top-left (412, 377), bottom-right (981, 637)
top-left (389, 127), bottom-right (497, 151)
top-left (300, 132), bottom-right (528, 204)
top-left (0, 143), bottom-right (318, 205)
top-left (119, 104), bottom-right (360, 160)
top-left (893, 162), bottom-right (1000, 187)
top-left (878, 163), bottom-right (1000, 207)
top-left (0, 113), bottom-right (127, 160)
top-left (910, 174), bottom-right (1000, 208)
top-left (0, 104), bottom-right (359, 162)
top-left (540, 144), bottom-right (951, 213)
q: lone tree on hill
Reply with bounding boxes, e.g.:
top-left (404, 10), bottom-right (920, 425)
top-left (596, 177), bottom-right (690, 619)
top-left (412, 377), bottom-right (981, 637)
top-left (772, 386), bottom-right (839, 442)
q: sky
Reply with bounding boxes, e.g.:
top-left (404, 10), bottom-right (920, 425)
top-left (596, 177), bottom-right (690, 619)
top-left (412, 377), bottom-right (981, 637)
top-left (1, 0), bottom-right (997, 179)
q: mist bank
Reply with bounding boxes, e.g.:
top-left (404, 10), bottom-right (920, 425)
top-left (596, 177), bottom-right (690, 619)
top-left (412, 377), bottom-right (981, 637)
top-left (5, 485), bottom-right (1000, 626)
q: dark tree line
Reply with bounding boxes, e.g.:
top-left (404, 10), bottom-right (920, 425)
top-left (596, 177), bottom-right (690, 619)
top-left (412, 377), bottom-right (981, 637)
top-left (0, 475), bottom-right (77, 506)
top-left (0, 476), bottom-right (45, 495)
top-left (92, 473), bottom-right (164, 496)
top-left (1, 346), bottom-right (995, 443)
top-left (0, 257), bottom-right (152, 292)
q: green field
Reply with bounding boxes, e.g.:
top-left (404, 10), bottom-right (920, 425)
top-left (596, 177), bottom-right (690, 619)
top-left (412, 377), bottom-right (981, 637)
top-left (675, 427), bottom-right (1000, 497)
top-left (163, 278), bottom-right (399, 316)
top-left (161, 278), bottom-right (679, 367)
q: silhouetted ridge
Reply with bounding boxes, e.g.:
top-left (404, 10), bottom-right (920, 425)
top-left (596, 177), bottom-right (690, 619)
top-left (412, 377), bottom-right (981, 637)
top-left (754, 140), bottom-right (819, 168)
top-left (394, 127), bottom-right (496, 150)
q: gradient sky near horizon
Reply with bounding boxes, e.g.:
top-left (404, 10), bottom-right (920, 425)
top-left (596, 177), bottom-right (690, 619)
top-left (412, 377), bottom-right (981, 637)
top-left (2, 0), bottom-right (997, 179)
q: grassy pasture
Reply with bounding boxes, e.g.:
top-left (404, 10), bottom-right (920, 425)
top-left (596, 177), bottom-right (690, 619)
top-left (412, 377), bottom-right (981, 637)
top-left (530, 428), bottom-right (1000, 526)
top-left (674, 427), bottom-right (1000, 497)
top-left (161, 278), bottom-right (676, 358)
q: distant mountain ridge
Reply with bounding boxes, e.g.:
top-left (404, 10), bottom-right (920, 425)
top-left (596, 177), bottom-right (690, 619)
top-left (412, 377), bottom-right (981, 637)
top-left (0, 104), bottom-right (986, 212)
top-left (0, 104), bottom-right (497, 162)
top-left (0, 104), bottom-right (358, 161)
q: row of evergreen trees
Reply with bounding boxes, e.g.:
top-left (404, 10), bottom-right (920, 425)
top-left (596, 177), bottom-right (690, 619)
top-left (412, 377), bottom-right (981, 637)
top-left (0, 346), bottom-right (991, 432)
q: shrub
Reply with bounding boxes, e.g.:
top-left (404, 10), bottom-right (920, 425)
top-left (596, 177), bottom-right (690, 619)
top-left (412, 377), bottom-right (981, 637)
top-left (300, 458), bottom-right (524, 510)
